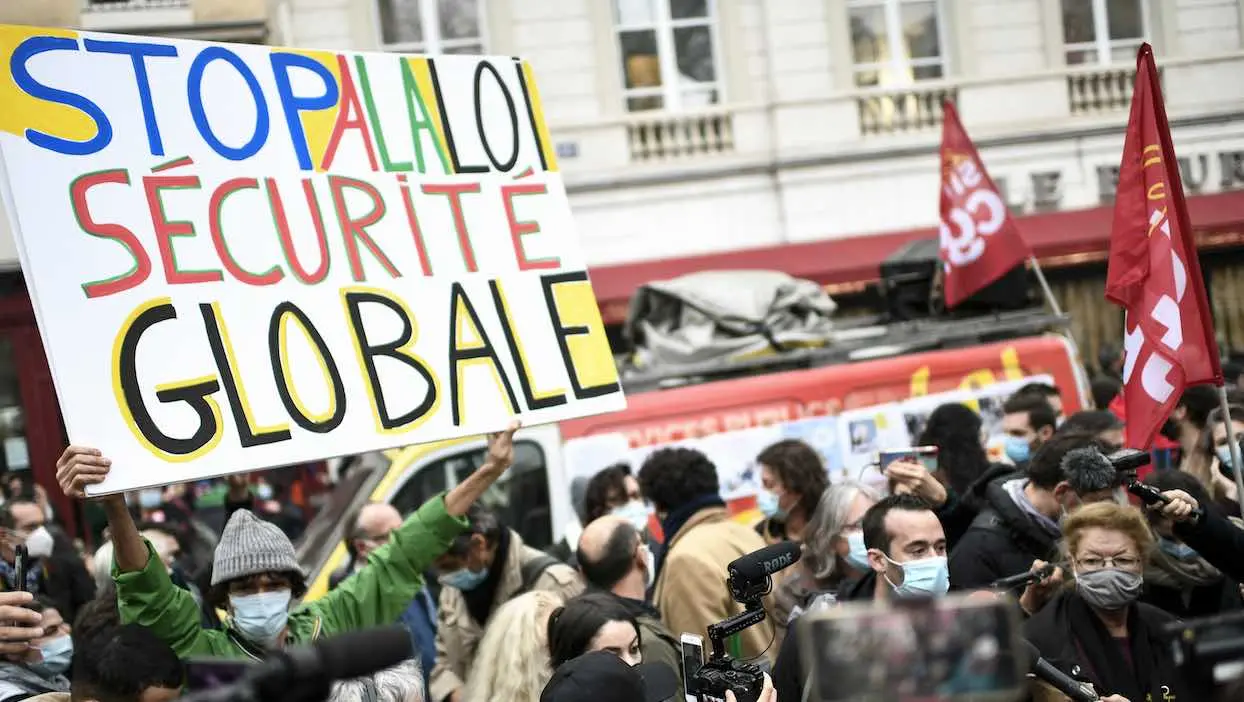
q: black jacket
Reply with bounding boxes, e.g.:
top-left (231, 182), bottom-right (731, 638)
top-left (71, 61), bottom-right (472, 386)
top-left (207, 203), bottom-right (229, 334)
top-left (1141, 574), bottom-right (1243, 620)
top-left (948, 467), bottom-right (1060, 591)
top-left (1173, 508), bottom-right (1244, 584)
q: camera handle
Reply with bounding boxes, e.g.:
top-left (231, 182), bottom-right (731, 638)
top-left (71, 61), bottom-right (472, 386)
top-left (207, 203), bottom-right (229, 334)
top-left (707, 600), bottom-right (767, 660)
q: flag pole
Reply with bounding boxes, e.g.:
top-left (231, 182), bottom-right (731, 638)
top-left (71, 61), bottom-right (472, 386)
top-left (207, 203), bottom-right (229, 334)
top-left (1215, 384), bottom-right (1244, 519)
top-left (1029, 256), bottom-right (1063, 317)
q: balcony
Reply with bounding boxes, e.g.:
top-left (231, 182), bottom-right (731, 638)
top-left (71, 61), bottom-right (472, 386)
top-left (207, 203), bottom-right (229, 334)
top-left (550, 51), bottom-right (1244, 183)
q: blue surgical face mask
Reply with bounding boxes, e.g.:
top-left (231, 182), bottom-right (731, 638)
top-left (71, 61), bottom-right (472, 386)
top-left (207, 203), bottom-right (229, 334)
top-left (885, 554), bottom-right (950, 598)
top-left (230, 590), bottom-right (291, 647)
top-left (1005, 436), bottom-right (1032, 465)
top-left (440, 567), bottom-right (489, 591)
top-left (1158, 537), bottom-right (1199, 561)
top-left (30, 635), bottom-right (72, 678)
top-left (1216, 444), bottom-right (1235, 470)
top-left (844, 531), bottom-right (870, 571)
top-left (757, 490), bottom-right (787, 519)
top-left (611, 500), bottom-right (651, 533)
top-left (138, 488), bottom-right (163, 509)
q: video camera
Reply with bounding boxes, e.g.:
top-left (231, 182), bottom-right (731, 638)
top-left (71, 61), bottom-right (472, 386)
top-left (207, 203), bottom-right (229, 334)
top-left (1163, 610), bottom-right (1244, 692)
top-left (1062, 447), bottom-right (1174, 507)
top-left (683, 541), bottom-right (800, 702)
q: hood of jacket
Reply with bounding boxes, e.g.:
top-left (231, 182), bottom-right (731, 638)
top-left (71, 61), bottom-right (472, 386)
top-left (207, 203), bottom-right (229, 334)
top-left (975, 473), bottom-right (1060, 556)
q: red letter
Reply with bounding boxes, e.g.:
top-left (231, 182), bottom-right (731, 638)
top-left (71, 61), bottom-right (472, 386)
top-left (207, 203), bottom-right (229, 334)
top-left (320, 54), bottom-right (379, 172)
top-left (502, 183), bottom-right (559, 270)
top-left (329, 175), bottom-right (399, 282)
top-left (143, 174), bottom-right (223, 285)
top-left (422, 182), bottom-right (481, 272)
top-left (398, 174), bottom-right (433, 276)
top-left (209, 177), bottom-right (284, 286)
top-left (73, 169), bottom-right (152, 298)
top-left (268, 178), bottom-right (330, 285)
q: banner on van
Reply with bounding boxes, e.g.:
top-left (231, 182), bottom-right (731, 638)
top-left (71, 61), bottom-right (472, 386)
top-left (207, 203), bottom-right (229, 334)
top-left (0, 26), bottom-right (625, 494)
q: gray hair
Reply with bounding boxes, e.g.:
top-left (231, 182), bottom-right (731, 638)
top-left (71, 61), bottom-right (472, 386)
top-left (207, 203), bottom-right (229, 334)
top-left (328, 659), bottom-right (424, 702)
top-left (802, 481), bottom-right (883, 581)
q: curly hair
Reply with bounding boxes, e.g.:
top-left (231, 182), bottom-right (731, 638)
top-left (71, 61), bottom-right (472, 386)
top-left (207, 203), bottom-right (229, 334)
top-left (465, 590), bottom-right (564, 702)
top-left (918, 403), bottom-right (989, 496)
top-left (756, 440), bottom-right (830, 517)
top-left (1061, 501), bottom-right (1154, 564)
top-left (637, 447), bottom-right (719, 514)
top-left (583, 463), bottom-right (633, 523)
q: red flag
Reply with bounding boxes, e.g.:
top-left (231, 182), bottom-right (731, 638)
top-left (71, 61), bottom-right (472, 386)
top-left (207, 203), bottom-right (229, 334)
top-left (938, 101), bottom-right (1032, 308)
top-left (1105, 43), bottom-right (1222, 449)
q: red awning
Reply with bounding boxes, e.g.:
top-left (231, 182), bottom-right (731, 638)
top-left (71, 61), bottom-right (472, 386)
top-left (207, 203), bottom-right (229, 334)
top-left (587, 189), bottom-right (1244, 324)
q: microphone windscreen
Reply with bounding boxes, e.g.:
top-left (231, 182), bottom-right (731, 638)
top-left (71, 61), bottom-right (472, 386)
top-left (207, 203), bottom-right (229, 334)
top-left (1061, 447), bottom-right (1117, 493)
top-left (316, 625), bottom-right (413, 681)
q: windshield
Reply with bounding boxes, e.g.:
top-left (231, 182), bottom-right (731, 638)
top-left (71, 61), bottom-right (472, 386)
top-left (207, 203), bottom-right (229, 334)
top-left (295, 451), bottom-right (389, 577)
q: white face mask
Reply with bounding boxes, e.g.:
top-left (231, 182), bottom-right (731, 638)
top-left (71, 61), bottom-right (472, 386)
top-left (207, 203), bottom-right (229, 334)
top-left (24, 526), bottom-right (54, 559)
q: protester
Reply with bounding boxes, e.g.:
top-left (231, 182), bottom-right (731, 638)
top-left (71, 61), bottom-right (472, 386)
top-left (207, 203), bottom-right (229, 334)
top-left (1056, 410), bottom-right (1125, 450)
top-left (1001, 393), bottom-right (1057, 468)
top-left (575, 516), bottom-right (680, 689)
top-left (582, 464), bottom-right (645, 530)
top-left (1190, 404), bottom-right (1244, 511)
top-left (539, 650), bottom-right (685, 702)
top-left (328, 660), bottom-right (424, 702)
top-left (917, 403), bottom-right (992, 497)
top-left (754, 439), bottom-right (829, 543)
top-left (950, 432), bottom-right (1097, 590)
top-left (1090, 376), bottom-right (1122, 412)
top-left (59, 622), bottom-right (184, 702)
top-left (0, 498), bottom-right (95, 623)
top-left (0, 597), bottom-right (71, 701)
top-left (55, 423), bottom-right (522, 660)
top-left (548, 591), bottom-right (643, 668)
top-left (1140, 470), bottom-right (1243, 618)
top-left (334, 501), bottom-right (438, 692)
top-left (462, 590), bottom-right (563, 702)
top-left (1024, 502), bottom-right (1205, 700)
top-left (1160, 487), bottom-right (1244, 586)
top-left (1015, 381), bottom-right (1065, 421)
top-left (857, 493), bottom-right (950, 603)
top-left (1165, 385), bottom-right (1219, 471)
top-left (429, 502), bottom-right (583, 702)
top-left (637, 447), bottom-right (775, 662)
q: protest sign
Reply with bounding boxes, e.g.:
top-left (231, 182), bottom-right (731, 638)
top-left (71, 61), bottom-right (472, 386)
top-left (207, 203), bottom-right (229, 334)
top-left (0, 25), bottom-right (626, 493)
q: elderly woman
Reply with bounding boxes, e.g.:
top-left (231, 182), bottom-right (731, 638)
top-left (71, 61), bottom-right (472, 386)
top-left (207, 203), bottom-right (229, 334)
top-left (1024, 502), bottom-right (1205, 700)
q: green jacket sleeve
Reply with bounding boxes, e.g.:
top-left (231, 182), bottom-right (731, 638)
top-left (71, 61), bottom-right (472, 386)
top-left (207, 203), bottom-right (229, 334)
top-left (305, 494), bottom-right (467, 635)
top-left (114, 539), bottom-right (235, 658)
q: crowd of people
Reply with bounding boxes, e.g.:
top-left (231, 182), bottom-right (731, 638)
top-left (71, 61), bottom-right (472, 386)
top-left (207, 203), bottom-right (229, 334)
top-left (3, 365), bottom-right (1244, 701)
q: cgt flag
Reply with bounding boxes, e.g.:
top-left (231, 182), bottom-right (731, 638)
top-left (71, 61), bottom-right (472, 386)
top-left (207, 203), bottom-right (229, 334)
top-left (938, 101), bottom-right (1031, 308)
top-left (1105, 43), bottom-right (1222, 449)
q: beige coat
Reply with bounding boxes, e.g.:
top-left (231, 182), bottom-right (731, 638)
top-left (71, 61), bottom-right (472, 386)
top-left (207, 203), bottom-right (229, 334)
top-left (653, 507), bottom-right (777, 665)
top-left (429, 530), bottom-right (583, 702)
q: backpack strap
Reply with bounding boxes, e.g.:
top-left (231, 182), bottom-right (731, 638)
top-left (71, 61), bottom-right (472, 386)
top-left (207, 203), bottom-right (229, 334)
top-left (519, 554), bottom-right (562, 594)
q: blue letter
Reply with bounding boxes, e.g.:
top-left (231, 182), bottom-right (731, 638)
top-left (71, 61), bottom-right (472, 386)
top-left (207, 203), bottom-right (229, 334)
top-left (187, 46), bottom-right (270, 161)
top-left (269, 51), bottom-right (338, 171)
top-left (11, 36), bottom-right (111, 156)
top-left (84, 38), bottom-right (177, 157)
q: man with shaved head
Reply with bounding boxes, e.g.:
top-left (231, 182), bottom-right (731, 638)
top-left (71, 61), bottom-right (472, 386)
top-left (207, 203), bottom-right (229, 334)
top-left (578, 515), bottom-right (682, 691)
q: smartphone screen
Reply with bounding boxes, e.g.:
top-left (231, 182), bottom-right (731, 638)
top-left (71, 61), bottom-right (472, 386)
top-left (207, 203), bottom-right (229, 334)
top-left (680, 634), bottom-right (704, 701)
top-left (797, 594), bottom-right (1024, 702)
top-left (13, 545), bottom-right (28, 592)
top-left (879, 447), bottom-right (938, 473)
top-left (185, 659), bottom-right (253, 691)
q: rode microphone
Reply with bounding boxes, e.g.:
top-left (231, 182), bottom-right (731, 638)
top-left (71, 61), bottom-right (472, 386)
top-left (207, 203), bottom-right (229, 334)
top-left (1022, 640), bottom-right (1099, 702)
top-left (727, 541), bottom-right (801, 599)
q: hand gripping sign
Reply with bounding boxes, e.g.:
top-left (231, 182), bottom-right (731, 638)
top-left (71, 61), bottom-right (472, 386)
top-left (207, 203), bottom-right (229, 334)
top-left (938, 102), bottom-right (1031, 309)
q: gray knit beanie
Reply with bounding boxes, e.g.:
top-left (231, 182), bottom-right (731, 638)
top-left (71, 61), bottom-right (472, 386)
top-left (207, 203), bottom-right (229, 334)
top-left (212, 509), bottom-right (303, 586)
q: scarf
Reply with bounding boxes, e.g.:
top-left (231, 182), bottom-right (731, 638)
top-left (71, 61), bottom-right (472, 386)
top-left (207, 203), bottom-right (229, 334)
top-left (1065, 592), bottom-right (1181, 701)
top-left (1145, 548), bottom-right (1222, 590)
top-left (654, 494), bottom-right (726, 586)
top-left (1001, 478), bottom-right (1061, 539)
top-left (462, 528), bottom-right (511, 626)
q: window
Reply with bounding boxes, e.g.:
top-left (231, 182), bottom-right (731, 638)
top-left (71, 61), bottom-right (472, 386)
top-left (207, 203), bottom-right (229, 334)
top-left (849, 0), bottom-right (945, 88)
top-left (1062, 0), bottom-right (1147, 65)
top-left (614, 0), bottom-right (722, 112)
top-left (390, 441), bottom-right (553, 548)
top-left (376, 0), bottom-right (486, 54)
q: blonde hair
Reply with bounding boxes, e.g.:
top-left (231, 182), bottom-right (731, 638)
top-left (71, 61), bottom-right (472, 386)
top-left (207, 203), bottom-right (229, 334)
top-left (1062, 501), bottom-right (1154, 560)
top-left (464, 590), bottom-right (564, 702)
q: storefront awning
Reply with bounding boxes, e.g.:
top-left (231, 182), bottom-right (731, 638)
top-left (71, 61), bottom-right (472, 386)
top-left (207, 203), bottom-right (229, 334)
top-left (587, 189), bottom-right (1244, 324)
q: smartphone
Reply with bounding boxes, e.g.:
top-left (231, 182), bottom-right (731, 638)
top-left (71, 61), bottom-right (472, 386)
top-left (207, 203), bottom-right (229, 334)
top-left (879, 446), bottom-right (939, 473)
top-left (680, 633), bottom-right (704, 702)
top-left (185, 659), bottom-right (253, 691)
top-left (797, 593), bottom-right (1024, 702)
top-left (13, 545), bottom-right (28, 592)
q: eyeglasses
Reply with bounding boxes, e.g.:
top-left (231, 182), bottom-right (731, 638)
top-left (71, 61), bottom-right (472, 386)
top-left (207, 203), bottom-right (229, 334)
top-left (1076, 555), bottom-right (1141, 571)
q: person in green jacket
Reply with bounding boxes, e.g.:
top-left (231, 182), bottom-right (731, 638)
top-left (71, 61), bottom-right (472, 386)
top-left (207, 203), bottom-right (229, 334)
top-left (54, 422), bottom-right (521, 660)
